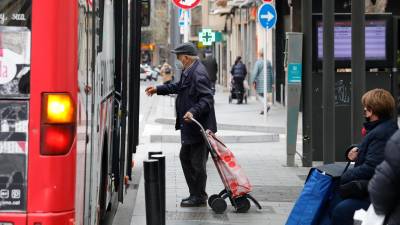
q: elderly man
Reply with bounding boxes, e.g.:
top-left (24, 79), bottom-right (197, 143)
top-left (145, 42), bottom-right (217, 207)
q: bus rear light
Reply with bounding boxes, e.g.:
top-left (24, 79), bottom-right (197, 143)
top-left (40, 125), bottom-right (75, 155)
top-left (41, 93), bottom-right (76, 156)
top-left (42, 93), bottom-right (75, 124)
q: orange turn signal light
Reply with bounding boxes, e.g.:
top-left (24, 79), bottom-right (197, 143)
top-left (43, 93), bottom-right (75, 124)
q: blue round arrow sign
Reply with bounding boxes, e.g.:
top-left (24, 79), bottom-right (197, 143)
top-left (258, 3), bottom-right (277, 30)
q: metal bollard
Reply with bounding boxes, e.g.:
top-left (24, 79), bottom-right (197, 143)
top-left (148, 151), bottom-right (163, 159)
top-left (149, 154), bottom-right (166, 225)
top-left (281, 83), bottom-right (285, 106)
top-left (143, 160), bottom-right (161, 225)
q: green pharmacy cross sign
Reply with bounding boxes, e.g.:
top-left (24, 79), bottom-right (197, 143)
top-left (199, 29), bottom-right (215, 46)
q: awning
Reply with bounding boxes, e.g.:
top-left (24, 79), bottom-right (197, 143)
top-left (228, 0), bottom-right (246, 7)
top-left (211, 6), bottom-right (234, 15)
top-left (239, 0), bottom-right (255, 8)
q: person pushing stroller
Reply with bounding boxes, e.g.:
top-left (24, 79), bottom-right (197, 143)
top-left (230, 56), bottom-right (247, 104)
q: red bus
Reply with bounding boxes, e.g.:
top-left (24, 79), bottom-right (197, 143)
top-left (0, 0), bottom-right (141, 224)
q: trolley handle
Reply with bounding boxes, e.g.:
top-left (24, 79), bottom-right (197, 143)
top-left (190, 117), bottom-right (217, 157)
top-left (190, 117), bottom-right (206, 133)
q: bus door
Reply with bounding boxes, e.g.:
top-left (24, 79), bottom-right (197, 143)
top-left (0, 0), bottom-right (31, 214)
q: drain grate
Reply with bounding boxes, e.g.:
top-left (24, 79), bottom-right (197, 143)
top-left (251, 185), bottom-right (303, 202)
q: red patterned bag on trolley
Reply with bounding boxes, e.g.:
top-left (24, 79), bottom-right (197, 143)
top-left (206, 130), bottom-right (252, 198)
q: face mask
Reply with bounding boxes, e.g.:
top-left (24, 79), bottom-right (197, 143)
top-left (365, 116), bottom-right (371, 122)
top-left (175, 60), bottom-right (184, 70)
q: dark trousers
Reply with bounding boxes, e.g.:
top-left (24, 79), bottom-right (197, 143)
top-left (179, 141), bottom-right (208, 199)
top-left (233, 76), bottom-right (244, 103)
top-left (233, 76), bottom-right (244, 92)
top-left (330, 195), bottom-right (370, 225)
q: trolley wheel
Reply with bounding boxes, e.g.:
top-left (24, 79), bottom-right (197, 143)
top-left (211, 198), bottom-right (227, 214)
top-left (235, 196), bottom-right (251, 213)
top-left (208, 194), bottom-right (220, 207)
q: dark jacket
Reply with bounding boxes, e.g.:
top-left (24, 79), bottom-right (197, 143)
top-left (230, 62), bottom-right (247, 78)
top-left (369, 130), bottom-right (400, 225)
top-left (156, 60), bottom-right (217, 144)
top-left (201, 56), bottom-right (218, 83)
top-left (341, 119), bottom-right (398, 184)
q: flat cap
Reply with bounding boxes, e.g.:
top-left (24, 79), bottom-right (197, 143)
top-left (171, 42), bottom-right (198, 56)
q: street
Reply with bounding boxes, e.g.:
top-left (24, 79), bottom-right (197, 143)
top-left (0, 1), bottom-right (399, 225)
top-left (114, 81), bottom-right (310, 225)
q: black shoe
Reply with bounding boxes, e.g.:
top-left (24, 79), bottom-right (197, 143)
top-left (181, 195), bottom-right (193, 202)
top-left (200, 194), bottom-right (208, 202)
top-left (180, 196), bottom-right (206, 207)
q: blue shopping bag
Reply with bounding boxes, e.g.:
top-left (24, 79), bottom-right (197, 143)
top-left (286, 169), bottom-right (334, 225)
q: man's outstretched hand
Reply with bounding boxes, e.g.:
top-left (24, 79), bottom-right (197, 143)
top-left (183, 111), bottom-right (193, 123)
top-left (145, 86), bottom-right (157, 96)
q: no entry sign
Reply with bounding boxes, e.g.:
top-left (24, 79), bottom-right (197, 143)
top-left (172, 0), bottom-right (201, 9)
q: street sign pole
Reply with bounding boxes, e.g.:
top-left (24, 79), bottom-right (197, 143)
top-left (173, 0), bottom-right (198, 43)
top-left (184, 9), bottom-right (190, 42)
top-left (258, 3), bottom-right (277, 120)
top-left (263, 30), bottom-right (268, 120)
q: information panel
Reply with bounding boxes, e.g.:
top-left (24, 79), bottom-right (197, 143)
top-left (317, 20), bottom-right (386, 61)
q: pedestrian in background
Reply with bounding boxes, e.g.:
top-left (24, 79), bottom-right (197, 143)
top-left (368, 129), bottom-right (400, 225)
top-left (160, 61), bottom-right (173, 84)
top-left (250, 51), bottom-right (273, 115)
top-left (145, 42), bottom-right (217, 207)
top-left (230, 56), bottom-right (247, 104)
top-left (201, 50), bottom-right (218, 94)
top-left (330, 89), bottom-right (398, 225)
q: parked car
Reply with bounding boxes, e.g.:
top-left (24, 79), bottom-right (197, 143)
top-left (140, 64), bottom-right (152, 81)
top-left (150, 66), bottom-right (160, 81)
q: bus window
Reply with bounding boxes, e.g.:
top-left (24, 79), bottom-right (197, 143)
top-left (0, 0), bottom-right (31, 212)
top-left (0, 0), bottom-right (31, 97)
top-left (142, 0), bottom-right (150, 27)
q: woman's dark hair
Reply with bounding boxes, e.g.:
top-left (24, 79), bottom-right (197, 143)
top-left (234, 56), bottom-right (242, 65)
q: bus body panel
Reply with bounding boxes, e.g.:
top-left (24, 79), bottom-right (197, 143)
top-left (0, 213), bottom-right (26, 224)
top-left (27, 211), bottom-right (74, 225)
top-left (28, 0), bottom-right (78, 213)
top-left (76, 2), bottom-right (91, 225)
top-left (1, 0), bottom-right (130, 224)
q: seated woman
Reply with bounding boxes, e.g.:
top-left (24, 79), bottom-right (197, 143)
top-left (331, 89), bottom-right (398, 225)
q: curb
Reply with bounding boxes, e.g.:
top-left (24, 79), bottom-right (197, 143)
top-left (150, 133), bottom-right (280, 143)
top-left (154, 118), bottom-right (287, 134)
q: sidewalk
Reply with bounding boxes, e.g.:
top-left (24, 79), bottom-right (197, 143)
top-left (131, 87), bottom-right (309, 225)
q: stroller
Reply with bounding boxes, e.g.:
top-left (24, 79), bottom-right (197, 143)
top-left (191, 118), bottom-right (262, 214)
top-left (229, 76), bottom-right (248, 104)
